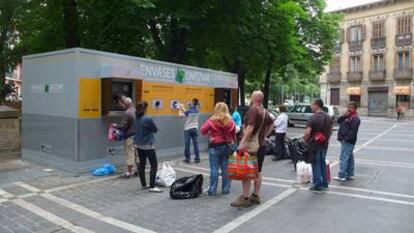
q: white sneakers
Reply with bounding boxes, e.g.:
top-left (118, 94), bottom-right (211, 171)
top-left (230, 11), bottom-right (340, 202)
top-left (334, 176), bottom-right (355, 181)
top-left (149, 187), bottom-right (163, 193)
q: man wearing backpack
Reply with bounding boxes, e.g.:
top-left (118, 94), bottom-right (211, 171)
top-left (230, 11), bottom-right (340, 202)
top-left (304, 99), bottom-right (333, 192)
top-left (334, 102), bottom-right (361, 182)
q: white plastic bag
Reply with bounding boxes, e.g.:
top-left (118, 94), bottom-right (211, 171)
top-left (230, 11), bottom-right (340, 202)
top-left (296, 161), bottom-right (312, 184)
top-left (156, 163), bottom-right (177, 187)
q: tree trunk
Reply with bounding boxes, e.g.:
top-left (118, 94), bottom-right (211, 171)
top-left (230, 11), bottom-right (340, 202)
top-left (263, 57), bottom-right (274, 109)
top-left (238, 71), bottom-right (245, 106)
top-left (62, 0), bottom-right (80, 48)
top-left (263, 67), bottom-right (271, 109)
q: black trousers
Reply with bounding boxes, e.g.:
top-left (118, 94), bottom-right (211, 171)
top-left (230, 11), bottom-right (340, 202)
top-left (137, 148), bottom-right (158, 188)
top-left (275, 133), bottom-right (287, 158)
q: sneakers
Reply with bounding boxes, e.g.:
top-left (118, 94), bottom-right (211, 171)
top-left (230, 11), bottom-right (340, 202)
top-left (149, 187), bottom-right (163, 193)
top-left (333, 176), bottom-right (347, 182)
top-left (347, 176), bottom-right (355, 180)
top-left (195, 159), bottom-right (201, 164)
top-left (141, 185), bottom-right (150, 191)
top-left (249, 193), bottom-right (261, 204)
top-left (231, 195), bottom-right (253, 208)
top-left (183, 159), bottom-right (190, 164)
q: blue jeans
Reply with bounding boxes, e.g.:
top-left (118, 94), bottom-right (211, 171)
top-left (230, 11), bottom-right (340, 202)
top-left (184, 128), bottom-right (200, 161)
top-left (311, 147), bottom-right (328, 188)
top-left (338, 142), bottom-right (355, 178)
top-left (208, 145), bottom-right (231, 195)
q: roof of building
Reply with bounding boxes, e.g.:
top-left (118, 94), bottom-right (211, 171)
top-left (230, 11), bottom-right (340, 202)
top-left (329, 0), bottom-right (396, 13)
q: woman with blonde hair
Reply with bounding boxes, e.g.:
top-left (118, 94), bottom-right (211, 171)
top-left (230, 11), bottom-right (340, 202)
top-left (200, 102), bottom-right (236, 196)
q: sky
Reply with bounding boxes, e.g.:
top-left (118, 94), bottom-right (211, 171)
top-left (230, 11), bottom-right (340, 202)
top-left (326, 0), bottom-right (384, 12)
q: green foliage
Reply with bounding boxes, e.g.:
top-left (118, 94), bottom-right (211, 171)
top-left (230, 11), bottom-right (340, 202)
top-left (2, 0), bottom-right (340, 105)
top-left (0, 81), bottom-right (16, 103)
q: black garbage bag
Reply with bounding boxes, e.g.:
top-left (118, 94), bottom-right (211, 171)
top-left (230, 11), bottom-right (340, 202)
top-left (170, 174), bottom-right (203, 199)
top-left (264, 139), bottom-right (277, 156)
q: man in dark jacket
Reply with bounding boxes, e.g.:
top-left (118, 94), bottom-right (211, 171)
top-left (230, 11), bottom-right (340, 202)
top-left (334, 102), bottom-right (361, 182)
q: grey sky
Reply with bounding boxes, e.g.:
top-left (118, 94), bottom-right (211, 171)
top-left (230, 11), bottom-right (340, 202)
top-left (326, 0), bottom-right (384, 12)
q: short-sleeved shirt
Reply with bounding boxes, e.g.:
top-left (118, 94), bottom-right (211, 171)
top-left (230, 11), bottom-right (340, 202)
top-left (306, 111), bottom-right (333, 148)
top-left (243, 106), bottom-right (273, 146)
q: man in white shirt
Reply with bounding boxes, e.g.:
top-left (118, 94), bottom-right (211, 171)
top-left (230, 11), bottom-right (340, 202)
top-left (273, 105), bottom-right (288, 160)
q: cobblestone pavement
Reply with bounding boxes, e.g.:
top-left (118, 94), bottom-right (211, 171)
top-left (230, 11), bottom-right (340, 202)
top-left (0, 117), bottom-right (413, 233)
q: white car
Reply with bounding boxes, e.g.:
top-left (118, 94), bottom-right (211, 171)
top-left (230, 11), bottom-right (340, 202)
top-left (287, 104), bottom-right (340, 127)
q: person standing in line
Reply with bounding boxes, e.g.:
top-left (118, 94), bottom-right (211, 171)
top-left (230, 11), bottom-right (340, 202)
top-left (231, 91), bottom-right (274, 207)
top-left (117, 97), bottom-right (137, 179)
top-left (334, 102), bottom-right (361, 182)
top-left (273, 105), bottom-right (288, 161)
top-left (230, 106), bottom-right (242, 145)
top-left (200, 102), bottom-right (236, 196)
top-left (179, 98), bottom-right (201, 163)
top-left (134, 101), bottom-right (162, 193)
top-left (303, 99), bottom-right (333, 193)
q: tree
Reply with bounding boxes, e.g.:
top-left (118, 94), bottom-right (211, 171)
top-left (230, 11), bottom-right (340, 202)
top-left (0, 0), bottom-right (24, 102)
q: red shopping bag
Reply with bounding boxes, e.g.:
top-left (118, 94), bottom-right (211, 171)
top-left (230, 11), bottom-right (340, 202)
top-left (326, 160), bottom-right (331, 182)
top-left (227, 151), bottom-right (259, 180)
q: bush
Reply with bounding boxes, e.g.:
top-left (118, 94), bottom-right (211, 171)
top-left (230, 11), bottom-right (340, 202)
top-left (0, 81), bottom-right (16, 104)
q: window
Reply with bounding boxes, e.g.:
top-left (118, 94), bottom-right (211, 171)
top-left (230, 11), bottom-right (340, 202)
top-left (330, 57), bottom-right (341, 73)
top-left (330, 88), bottom-right (340, 105)
top-left (372, 21), bottom-right (385, 38)
top-left (111, 82), bottom-right (133, 111)
top-left (398, 51), bottom-right (410, 70)
top-left (372, 54), bottom-right (385, 71)
top-left (350, 95), bottom-right (361, 108)
top-left (350, 56), bottom-right (362, 72)
top-left (397, 16), bottom-right (412, 34)
top-left (350, 26), bottom-right (362, 41)
top-left (396, 95), bottom-right (410, 109)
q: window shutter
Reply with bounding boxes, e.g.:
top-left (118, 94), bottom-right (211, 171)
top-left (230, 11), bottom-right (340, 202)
top-left (347, 27), bottom-right (351, 42)
top-left (361, 25), bottom-right (366, 41)
top-left (340, 29), bottom-right (345, 43)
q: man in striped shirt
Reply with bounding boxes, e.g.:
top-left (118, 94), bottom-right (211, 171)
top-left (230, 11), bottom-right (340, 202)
top-left (179, 98), bottom-right (201, 163)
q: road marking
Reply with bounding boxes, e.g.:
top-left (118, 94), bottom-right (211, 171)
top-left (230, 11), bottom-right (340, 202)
top-left (327, 190), bottom-right (414, 206)
top-left (173, 166), bottom-right (291, 188)
top-left (14, 181), bottom-right (42, 193)
top-left (0, 188), bottom-right (14, 199)
top-left (325, 157), bottom-right (414, 169)
top-left (18, 186), bottom-right (156, 233)
top-left (12, 199), bottom-right (95, 233)
top-left (175, 164), bottom-right (414, 200)
top-left (357, 146), bottom-right (414, 152)
top-left (213, 188), bottom-right (296, 233)
top-left (44, 176), bottom-right (119, 193)
top-left (354, 123), bottom-right (398, 153)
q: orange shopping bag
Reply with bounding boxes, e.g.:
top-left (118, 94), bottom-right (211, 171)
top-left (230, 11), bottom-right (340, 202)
top-left (227, 151), bottom-right (259, 180)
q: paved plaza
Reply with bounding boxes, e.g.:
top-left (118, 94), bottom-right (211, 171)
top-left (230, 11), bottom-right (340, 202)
top-left (0, 117), bottom-right (413, 233)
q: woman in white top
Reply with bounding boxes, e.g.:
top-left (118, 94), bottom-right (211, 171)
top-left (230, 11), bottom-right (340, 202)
top-left (274, 105), bottom-right (288, 160)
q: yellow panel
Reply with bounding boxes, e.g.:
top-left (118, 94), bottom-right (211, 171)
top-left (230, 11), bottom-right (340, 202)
top-left (141, 81), bottom-right (214, 116)
top-left (79, 78), bottom-right (101, 118)
top-left (393, 86), bottom-right (410, 95)
top-left (346, 87), bottom-right (362, 95)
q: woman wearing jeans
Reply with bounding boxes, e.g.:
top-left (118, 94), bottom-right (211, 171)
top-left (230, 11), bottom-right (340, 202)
top-left (134, 101), bottom-right (162, 193)
top-left (200, 102), bottom-right (236, 196)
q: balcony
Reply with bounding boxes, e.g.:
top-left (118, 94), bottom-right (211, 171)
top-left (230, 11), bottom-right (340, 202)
top-left (369, 70), bottom-right (386, 81)
top-left (371, 37), bottom-right (386, 49)
top-left (327, 72), bottom-right (342, 83)
top-left (347, 71), bottom-right (363, 82)
top-left (394, 68), bottom-right (413, 81)
top-left (395, 33), bottom-right (412, 47)
top-left (349, 41), bottom-right (363, 52)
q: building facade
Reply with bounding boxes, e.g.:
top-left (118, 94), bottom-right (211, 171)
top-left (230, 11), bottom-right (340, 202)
top-left (320, 0), bottom-right (414, 118)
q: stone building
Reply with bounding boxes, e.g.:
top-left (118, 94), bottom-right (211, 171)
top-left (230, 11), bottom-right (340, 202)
top-left (320, 0), bottom-right (414, 118)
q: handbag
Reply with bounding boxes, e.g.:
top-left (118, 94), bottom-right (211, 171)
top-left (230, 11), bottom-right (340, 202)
top-left (245, 109), bottom-right (267, 153)
top-left (217, 124), bottom-right (237, 156)
top-left (227, 151), bottom-right (259, 180)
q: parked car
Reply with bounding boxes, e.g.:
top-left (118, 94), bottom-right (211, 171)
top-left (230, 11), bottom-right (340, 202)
top-left (287, 104), bottom-right (340, 127)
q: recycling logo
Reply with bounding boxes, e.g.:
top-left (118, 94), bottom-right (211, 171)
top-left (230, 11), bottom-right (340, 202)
top-left (175, 68), bottom-right (185, 84)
